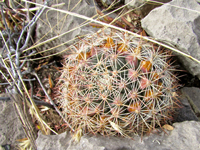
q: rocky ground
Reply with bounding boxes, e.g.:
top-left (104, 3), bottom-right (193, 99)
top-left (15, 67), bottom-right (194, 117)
top-left (1, 0), bottom-right (200, 149)
top-left (36, 121), bottom-right (200, 150)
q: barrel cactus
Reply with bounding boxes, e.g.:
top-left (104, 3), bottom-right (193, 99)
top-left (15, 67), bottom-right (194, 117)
top-left (57, 29), bottom-right (178, 138)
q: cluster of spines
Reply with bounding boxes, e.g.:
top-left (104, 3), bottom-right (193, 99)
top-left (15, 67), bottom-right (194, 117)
top-left (58, 29), bottom-right (178, 137)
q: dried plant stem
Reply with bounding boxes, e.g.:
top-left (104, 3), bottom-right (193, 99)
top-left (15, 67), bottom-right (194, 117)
top-left (33, 71), bottom-right (74, 132)
top-left (8, 93), bottom-right (37, 150)
top-left (21, 0), bottom-right (200, 64)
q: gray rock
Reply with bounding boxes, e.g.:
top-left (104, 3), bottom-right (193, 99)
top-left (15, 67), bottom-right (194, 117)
top-left (100, 0), bottom-right (113, 7)
top-left (141, 0), bottom-right (200, 79)
top-left (0, 93), bottom-right (26, 150)
top-left (181, 87), bottom-right (200, 119)
top-left (36, 121), bottom-right (200, 150)
top-left (36, 0), bottom-right (98, 56)
top-left (125, 0), bottom-right (171, 16)
top-left (175, 88), bottom-right (199, 122)
top-left (196, 0), bottom-right (200, 3)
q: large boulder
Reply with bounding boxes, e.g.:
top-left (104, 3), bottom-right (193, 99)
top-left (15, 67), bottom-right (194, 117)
top-left (141, 0), bottom-right (200, 79)
top-left (36, 0), bottom-right (98, 56)
top-left (36, 121), bottom-right (200, 150)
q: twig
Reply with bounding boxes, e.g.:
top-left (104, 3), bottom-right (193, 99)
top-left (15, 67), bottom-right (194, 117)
top-left (0, 97), bottom-right (10, 101)
top-left (32, 99), bottom-right (54, 109)
top-left (13, 5), bottom-right (46, 90)
top-left (0, 95), bottom-right (54, 109)
top-left (0, 78), bottom-right (36, 85)
top-left (32, 71), bottom-right (74, 132)
top-left (16, 6), bottom-right (47, 52)
top-left (0, 54), bottom-right (20, 93)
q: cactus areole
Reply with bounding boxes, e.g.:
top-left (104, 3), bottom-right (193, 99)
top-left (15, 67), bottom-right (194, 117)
top-left (58, 29), bottom-right (178, 137)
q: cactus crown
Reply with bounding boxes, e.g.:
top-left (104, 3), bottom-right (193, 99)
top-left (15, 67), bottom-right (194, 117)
top-left (57, 29), bottom-right (178, 137)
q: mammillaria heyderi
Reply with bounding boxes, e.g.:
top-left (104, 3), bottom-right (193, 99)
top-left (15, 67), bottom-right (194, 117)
top-left (57, 29), bottom-right (178, 138)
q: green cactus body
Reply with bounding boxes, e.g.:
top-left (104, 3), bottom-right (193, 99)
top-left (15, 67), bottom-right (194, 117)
top-left (58, 29), bottom-right (178, 137)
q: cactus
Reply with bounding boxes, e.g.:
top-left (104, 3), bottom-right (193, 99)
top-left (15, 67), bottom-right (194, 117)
top-left (57, 29), bottom-right (178, 137)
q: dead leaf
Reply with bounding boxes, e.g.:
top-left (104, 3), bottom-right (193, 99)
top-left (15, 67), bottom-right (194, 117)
top-left (48, 75), bottom-right (54, 89)
top-left (162, 124), bottom-right (174, 131)
top-left (126, 14), bottom-right (132, 22)
top-left (16, 138), bottom-right (28, 142)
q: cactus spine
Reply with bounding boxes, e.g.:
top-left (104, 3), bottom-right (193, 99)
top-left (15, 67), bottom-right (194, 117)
top-left (57, 29), bottom-right (178, 137)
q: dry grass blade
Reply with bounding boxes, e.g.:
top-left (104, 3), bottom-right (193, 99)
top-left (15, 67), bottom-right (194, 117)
top-left (72, 128), bottom-right (83, 143)
top-left (17, 138), bottom-right (32, 150)
top-left (8, 93), bottom-right (37, 150)
top-left (21, 0), bottom-right (200, 64)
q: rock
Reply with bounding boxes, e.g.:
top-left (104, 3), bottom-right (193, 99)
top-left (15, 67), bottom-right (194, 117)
top-left (160, 121), bottom-right (200, 150)
top-left (36, 131), bottom-right (70, 150)
top-left (36, 0), bottom-right (98, 56)
top-left (196, 0), bottom-right (200, 3)
top-left (125, 0), bottom-right (171, 16)
top-left (36, 121), bottom-right (200, 150)
top-left (174, 88), bottom-right (199, 122)
top-left (100, 0), bottom-right (113, 7)
top-left (181, 87), bottom-right (200, 119)
top-left (141, 0), bottom-right (200, 79)
top-left (0, 93), bottom-right (26, 150)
